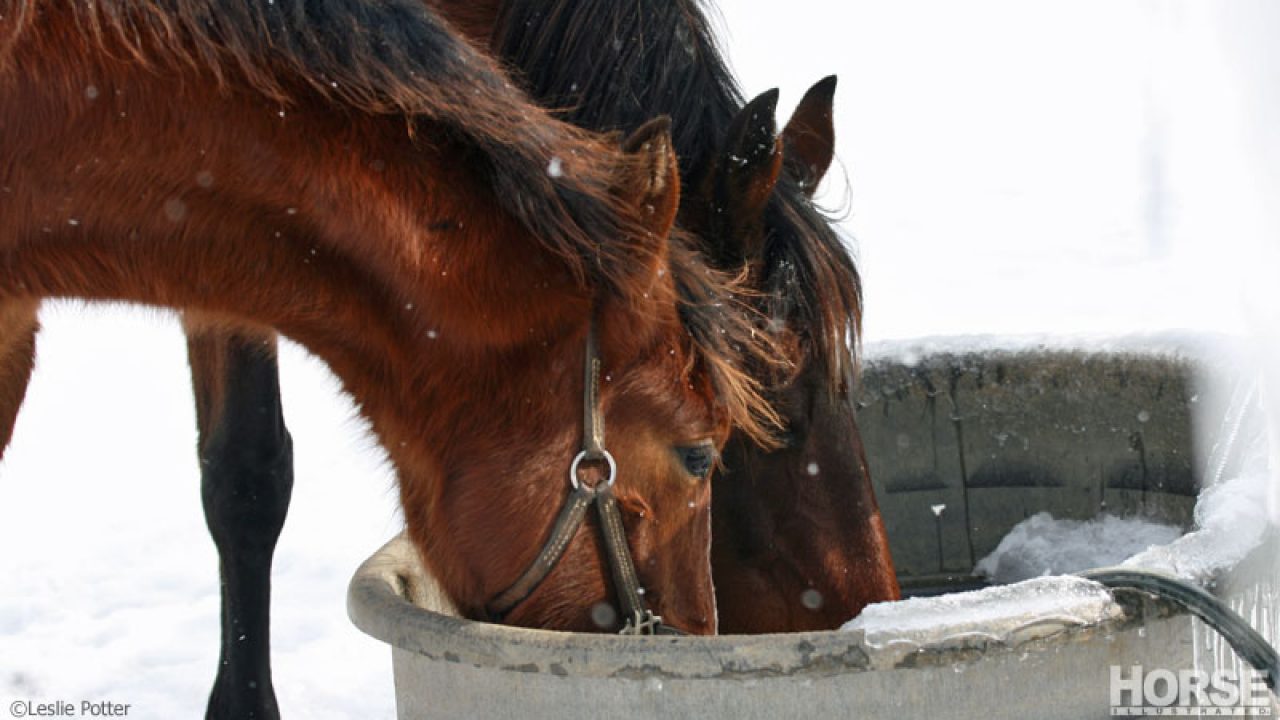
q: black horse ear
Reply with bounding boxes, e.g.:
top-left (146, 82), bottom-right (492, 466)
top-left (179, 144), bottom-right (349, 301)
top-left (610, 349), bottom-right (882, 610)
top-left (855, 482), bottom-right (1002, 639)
top-left (782, 75), bottom-right (837, 196)
top-left (709, 88), bottom-right (783, 268)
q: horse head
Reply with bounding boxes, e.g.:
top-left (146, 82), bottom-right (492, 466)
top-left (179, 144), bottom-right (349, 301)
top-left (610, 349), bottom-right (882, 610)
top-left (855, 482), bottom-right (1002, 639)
top-left (402, 119), bottom-right (780, 635)
top-left (692, 77), bottom-right (901, 631)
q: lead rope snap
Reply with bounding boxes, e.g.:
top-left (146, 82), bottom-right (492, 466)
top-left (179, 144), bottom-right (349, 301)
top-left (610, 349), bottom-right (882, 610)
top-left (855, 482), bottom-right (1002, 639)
top-left (620, 609), bottom-right (664, 636)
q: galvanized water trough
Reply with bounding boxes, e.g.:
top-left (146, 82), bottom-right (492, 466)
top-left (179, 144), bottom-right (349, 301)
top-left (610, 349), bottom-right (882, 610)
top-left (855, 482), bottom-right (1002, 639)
top-left (349, 337), bottom-right (1274, 719)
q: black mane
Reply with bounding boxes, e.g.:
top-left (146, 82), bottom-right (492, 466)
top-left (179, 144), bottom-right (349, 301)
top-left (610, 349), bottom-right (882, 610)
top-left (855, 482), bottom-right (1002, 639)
top-left (493, 0), bottom-right (742, 182)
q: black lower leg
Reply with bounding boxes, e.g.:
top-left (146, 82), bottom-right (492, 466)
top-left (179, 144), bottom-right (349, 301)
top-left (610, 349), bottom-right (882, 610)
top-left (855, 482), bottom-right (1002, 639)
top-left (189, 333), bottom-right (293, 720)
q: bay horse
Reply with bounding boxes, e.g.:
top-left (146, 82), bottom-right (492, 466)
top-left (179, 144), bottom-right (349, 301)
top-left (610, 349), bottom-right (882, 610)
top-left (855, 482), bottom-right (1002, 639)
top-left (0, 0), bottom-right (784, 716)
top-left (477, 0), bottom-right (902, 633)
top-left (170, 2), bottom-right (900, 678)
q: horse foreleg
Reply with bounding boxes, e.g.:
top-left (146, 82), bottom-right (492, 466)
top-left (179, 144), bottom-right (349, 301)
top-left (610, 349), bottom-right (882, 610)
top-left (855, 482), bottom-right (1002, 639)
top-left (0, 299), bottom-right (39, 456)
top-left (184, 317), bottom-right (293, 720)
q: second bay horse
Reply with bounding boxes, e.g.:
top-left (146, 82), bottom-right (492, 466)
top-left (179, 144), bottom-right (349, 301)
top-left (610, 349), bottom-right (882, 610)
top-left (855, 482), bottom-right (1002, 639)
top-left (485, 0), bottom-right (903, 633)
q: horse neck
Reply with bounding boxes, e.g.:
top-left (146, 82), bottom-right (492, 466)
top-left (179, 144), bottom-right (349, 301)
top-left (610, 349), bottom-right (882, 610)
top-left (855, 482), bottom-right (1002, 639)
top-left (0, 37), bottom-right (594, 470)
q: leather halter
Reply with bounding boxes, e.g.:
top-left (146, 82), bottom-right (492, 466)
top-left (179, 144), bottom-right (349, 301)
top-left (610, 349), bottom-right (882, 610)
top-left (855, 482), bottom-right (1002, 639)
top-left (485, 318), bottom-right (683, 636)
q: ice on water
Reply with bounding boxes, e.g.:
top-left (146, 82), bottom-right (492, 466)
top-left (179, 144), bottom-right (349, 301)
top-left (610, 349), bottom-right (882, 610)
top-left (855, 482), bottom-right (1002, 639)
top-left (975, 512), bottom-right (1183, 585)
top-left (1123, 472), bottom-right (1271, 585)
top-left (842, 576), bottom-right (1121, 666)
top-left (1124, 377), bottom-right (1273, 585)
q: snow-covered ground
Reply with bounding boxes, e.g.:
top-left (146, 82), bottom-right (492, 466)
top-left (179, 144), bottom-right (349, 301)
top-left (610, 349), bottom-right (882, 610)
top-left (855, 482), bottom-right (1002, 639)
top-left (2, 2), bottom-right (1278, 718)
top-left (0, 307), bottom-right (404, 718)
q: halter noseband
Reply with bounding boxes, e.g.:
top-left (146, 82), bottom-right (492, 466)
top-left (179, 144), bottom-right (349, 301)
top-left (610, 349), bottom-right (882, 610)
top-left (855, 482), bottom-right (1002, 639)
top-left (485, 318), bottom-right (683, 636)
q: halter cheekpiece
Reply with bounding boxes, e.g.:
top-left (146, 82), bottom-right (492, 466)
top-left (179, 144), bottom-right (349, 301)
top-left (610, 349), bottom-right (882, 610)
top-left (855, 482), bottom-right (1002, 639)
top-left (485, 317), bottom-right (683, 636)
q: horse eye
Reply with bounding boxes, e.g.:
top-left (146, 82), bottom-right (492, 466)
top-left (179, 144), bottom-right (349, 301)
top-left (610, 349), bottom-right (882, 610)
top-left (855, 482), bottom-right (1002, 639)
top-left (676, 445), bottom-right (716, 478)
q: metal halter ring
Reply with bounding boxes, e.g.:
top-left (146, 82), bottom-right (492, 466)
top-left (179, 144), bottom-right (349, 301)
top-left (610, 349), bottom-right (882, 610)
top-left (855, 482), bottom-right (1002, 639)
top-left (569, 449), bottom-right (617, 490)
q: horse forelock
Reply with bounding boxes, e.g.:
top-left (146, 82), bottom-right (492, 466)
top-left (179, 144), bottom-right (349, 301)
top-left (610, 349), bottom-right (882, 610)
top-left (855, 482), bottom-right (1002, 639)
top-left (667, 234), bottom-right (785, 448)
top-left (766, 177), bottom-right (863, 393)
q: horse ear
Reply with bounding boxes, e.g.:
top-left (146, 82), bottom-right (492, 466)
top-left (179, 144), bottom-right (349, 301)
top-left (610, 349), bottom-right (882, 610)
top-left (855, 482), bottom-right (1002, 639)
top-left (721, 87), bottom-right (778, 215)
top-left (708, 89), bottom-right (784, 267)
top-left (782, 75), bottom-right (837, 196)
top-left (621, 116), bottom-right (681, 242)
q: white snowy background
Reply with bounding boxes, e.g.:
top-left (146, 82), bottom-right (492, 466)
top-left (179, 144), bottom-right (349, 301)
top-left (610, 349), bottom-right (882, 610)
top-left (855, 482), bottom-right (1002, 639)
top-left (2, 1), bottom-right (1278, 717)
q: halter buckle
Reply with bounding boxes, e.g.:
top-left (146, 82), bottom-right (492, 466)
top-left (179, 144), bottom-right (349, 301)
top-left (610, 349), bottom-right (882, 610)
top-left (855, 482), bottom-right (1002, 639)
top-left (569, 449), bottom-right (616, 490)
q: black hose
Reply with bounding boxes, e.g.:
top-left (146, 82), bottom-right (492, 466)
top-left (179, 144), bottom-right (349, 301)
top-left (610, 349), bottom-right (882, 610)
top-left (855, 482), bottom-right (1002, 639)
top-left (1081, 568), bottom-right (1279, 693)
